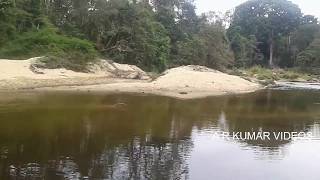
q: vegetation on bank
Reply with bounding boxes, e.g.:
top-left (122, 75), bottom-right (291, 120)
top-left (230, 66), bottom-right (320, 86)
top-left (0, 0), bottom-right (319, 75)
top-left (0, 26), bottom-right (97, 71)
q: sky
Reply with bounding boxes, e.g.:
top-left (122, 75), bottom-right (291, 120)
top-left (195, 0), bottom-right (320, 18)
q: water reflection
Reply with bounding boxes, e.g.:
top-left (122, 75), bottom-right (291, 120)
top-left (0, 90), bottom-right (319, 179)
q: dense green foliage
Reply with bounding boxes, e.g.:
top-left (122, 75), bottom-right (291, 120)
top-left (0, 26), bottom-right (97, 71)
top-left (228, 0), bottom-right (320, 72)
top-left (0, 27), bottom-right (95, 57)
top-left (0, 0), bottom-right (234, 72)
top-left (0, 0), bottom-right (97, 71)
top-left (0, 0), bottom-right (319, 72)
top-left (296, 35), bottom-right (320, 73)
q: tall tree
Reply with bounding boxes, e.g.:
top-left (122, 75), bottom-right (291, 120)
top-left (228, 26), bottom-right (263, 67)
top-left (177, 0), bottom-right (198, 35)
top-left (230, 0), bottom-right (302, 67)
top-left (174, 12), bottom-right (234, 69)
top-left (0, 0), bottom-right (14, 45)
top-left (301, 15), bottom-right (318, 25)
top-left (296, 33), bottom-right (320, 72)
top-left (151, 0), bottom-right (178, 40)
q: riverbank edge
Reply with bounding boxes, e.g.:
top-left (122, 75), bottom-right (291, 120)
top-left (0, 77), bottom-right (264, 100)
top-left (27, 82), bottom-right (263, 100)
top-left (229, 67), bottom-right (320, 87)
top-left (0, 58), bottom-right (263, 99)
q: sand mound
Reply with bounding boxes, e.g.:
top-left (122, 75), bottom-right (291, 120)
top-left (151, 65), bottom-right (260, 93)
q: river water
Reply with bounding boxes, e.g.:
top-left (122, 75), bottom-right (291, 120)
top-left (0, 89), bottom-right (319, 180)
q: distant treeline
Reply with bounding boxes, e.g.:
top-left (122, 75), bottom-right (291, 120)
top-left (0, 0), bottom-right (319, 72)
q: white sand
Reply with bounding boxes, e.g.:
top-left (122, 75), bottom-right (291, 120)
top-left (152, 66), bottom-right (260, 93)
top-left (0, 58), bottom-right (110, 80)
top-left (0, 58), bottom-right (262, 99)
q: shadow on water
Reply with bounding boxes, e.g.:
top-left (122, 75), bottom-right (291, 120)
top-left (0, 89), bottom-right (319, 179)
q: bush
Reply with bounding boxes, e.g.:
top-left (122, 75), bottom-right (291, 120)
top-left (296, 36), bottom-right (320, 69)
top-left (0, 27), bottom-right (97, 71)
top-left (244, 66), bottom-right (312, 81)
top-left (246, 66), bottom-right (277, 80)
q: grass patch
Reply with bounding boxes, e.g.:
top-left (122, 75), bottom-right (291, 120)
top-left (238, 66), bottom-right (314, 82)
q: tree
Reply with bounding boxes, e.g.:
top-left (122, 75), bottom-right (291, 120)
top-left (177, 0), bottom-right (199, 35)
top-left (228, 26), bottom-right (263, 67)
top-left (126, 3), bottom-right (170, 71)
top-left (151, 0), bottom-right (179, 41)
top-left (174, 13), bottom-right (234, 70)
top-left (273, 22), bottom-right (320, 67)
top-left (230, 0), bottom-right (302, 67)
top-left (301, 15), bottom-right (318, 25)
top-left (0, 0), bottom-right (12, 16)
top-left (296, 34), bottom-right (320, 72)
top-left (0, 0), bottom-right (15, 45)
top-left (47, 0), bottom-right (73, 28)
top-left (294, 18), bottom-right (320, 71)
top-left (6, 0), bottom-right (320, 73)
top-left (80, 0), bottom-right (171, 72)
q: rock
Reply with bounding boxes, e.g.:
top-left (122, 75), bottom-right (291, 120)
top-left (260, 79), bottom-right (275, 86)
top-left (122, 71), bottom-right (139, 79)
top-left (87, 63), bottom-right (102, 72)
top-left (112, 63), bottom-right (135, 72)
top-left (310, 78), bottom-right (320, 83)
top-left (29, 64), bottom-right (45, 74)
top-left (179, 92), bottom-right (188, 95)
top-left (185, 65), bottom-right (220, 73)
top-left (95, 59), bottom-right (151, 80)
top-left (28, 57), bottom-right (151, 80)
top-left (293, 78), bottom-right (307, 82)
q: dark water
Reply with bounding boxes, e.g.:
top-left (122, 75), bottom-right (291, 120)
top-left (0, 90), bottom-right (320, 180)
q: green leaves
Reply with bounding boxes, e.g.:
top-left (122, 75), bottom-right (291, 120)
top-left (0, 0), bottom-right (12, 16)
top-left (2, 0), bottom-right (319, 72)
top-left (230, 0), bottom-right (303, 67)
top-left (0, 27), bottom-right (97, 71)
top-left (296, 34), bottom-right (320, 70)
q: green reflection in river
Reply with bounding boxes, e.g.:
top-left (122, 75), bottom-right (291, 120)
top-left (0, 90), bottom-right (319, 179)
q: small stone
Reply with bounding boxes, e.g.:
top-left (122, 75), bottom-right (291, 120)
top-left (179, 92), bottom-right (188, 95)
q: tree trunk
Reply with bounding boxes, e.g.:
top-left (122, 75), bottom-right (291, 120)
top-left (269, 40), bottom-right (273, 67)
top-left (96, 30), bottom-right (103, 51)
top-left (269, 30), bottom-right (274, 67)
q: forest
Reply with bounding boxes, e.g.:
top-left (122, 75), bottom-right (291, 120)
top-left (0, 0), bottom-right (319, 73)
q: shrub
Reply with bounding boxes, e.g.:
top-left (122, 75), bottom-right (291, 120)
top-left (0, 27), bottom-right (97, 71)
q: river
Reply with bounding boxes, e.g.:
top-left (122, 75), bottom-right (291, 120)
top-left (0, 89), bottom-right (319, 179)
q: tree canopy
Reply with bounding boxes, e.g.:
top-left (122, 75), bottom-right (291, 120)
top-left (0, 0), bottom-right (319, 72)
top-left (229, 0), bottom-right (303, 66)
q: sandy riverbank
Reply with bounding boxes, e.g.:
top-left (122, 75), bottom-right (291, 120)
top-left (0, 58), bottom-right (262, 99)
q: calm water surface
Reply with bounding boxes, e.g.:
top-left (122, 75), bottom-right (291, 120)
top-left (0, 90), bottom-right (320, 180)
